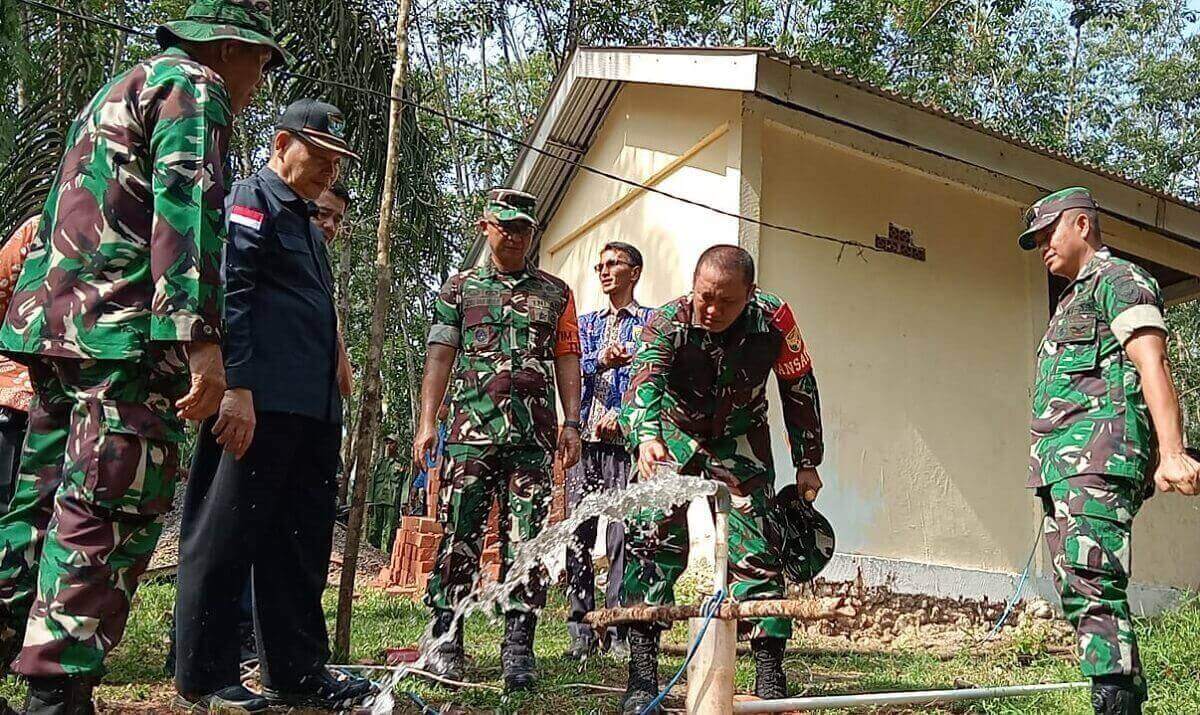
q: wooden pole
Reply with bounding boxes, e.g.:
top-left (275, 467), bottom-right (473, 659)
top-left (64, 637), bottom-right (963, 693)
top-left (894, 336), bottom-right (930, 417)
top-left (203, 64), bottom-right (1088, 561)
top-left (686, 617), bottom-right (737, 715)
top-left (333, 0), bottom-right (412, 660)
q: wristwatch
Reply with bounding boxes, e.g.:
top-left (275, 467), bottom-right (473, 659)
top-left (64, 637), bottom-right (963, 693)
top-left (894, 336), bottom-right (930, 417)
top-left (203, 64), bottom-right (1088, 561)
top-left (562, 419), bottom-right (582, 431)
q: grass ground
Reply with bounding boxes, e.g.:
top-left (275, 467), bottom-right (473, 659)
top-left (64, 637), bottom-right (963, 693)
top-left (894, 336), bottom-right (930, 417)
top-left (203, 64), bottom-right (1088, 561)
top-left (1, 581), bottom-right (1198, 713)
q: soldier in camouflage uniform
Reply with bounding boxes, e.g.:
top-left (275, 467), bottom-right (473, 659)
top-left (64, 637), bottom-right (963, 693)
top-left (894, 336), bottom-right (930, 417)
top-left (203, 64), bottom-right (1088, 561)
top-left (413, 188), bottom-right (582, 691)
top-left (1020, 187), bottom-right (1200, 715)
top-left (0, 2), bottom-right (284, 711)
top-left (617, 244), bottom-right (823, 713)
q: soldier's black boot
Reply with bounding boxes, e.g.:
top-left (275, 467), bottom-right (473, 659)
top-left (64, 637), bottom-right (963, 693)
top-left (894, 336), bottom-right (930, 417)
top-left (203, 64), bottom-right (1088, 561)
top-left (620, 625), bottom-right (660, 715)
top-left (425, 609), bottom-right (465, 682)
top-left (1091, 675), bottom-right (1144, 715)
top-left (24, 675), bottom-right (97, 715)
top-left (752, 636), bottom-right (788, 700)
top-left (501, 611), bottom-right (538, 692)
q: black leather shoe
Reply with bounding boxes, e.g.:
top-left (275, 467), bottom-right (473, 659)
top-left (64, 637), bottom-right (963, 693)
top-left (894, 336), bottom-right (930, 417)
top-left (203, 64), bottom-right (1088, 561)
top-left (262, 668), bottom-right (378, 710)
top-left (620, 625), bottom-right (660, 714)
top-left (563, 633), bottom-right (597, 661)
top-left (751, 636), bottom-right (788, 699)
top-left (24, 676), bottom-right (96, 715)
top-left (1091, 676), bottom-right (1144, 715)
top-left (425, 609), bottom-right (465, 682)
top-left (174, 685), bottom-right (269, 713)
top-left (501, 612), bottom-right (538, 691)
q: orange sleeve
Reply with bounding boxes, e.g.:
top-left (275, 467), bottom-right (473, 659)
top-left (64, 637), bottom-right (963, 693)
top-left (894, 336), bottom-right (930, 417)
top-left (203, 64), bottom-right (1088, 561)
top-left (554, 289), bottom-right (582, 357)
top-left (0, 216), bottom-right (38, 319)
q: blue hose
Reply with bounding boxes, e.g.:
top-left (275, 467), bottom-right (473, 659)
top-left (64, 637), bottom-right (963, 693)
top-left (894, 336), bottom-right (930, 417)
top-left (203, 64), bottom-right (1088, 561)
top-left (640, 589), bottom-right (728, 714)
top-left (981, 528), bottom-right (1042, 643)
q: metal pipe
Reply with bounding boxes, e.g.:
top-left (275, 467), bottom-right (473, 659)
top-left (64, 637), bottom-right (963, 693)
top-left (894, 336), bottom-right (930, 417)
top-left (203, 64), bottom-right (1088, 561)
top-left (731, 681), bottom-right (1089, 712)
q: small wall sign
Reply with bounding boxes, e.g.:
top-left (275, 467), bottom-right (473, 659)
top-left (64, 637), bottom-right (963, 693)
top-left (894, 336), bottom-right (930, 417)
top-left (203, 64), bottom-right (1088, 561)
top-left (875, 223), bottom-right (926, 261)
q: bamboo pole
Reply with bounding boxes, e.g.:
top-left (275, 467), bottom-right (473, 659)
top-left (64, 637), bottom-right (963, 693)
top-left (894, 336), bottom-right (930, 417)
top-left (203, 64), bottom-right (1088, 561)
top-left (333, 0), bottom-right (412, 660)
top-left (582, 598), bottom-right (857, 631)
top-left (546, 122), bottom-right (731, 256)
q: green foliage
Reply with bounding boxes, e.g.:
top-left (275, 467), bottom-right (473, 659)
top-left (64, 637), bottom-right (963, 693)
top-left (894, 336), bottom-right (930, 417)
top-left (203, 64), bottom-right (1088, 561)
top-left (7, 0), bottom-right (1200, 544)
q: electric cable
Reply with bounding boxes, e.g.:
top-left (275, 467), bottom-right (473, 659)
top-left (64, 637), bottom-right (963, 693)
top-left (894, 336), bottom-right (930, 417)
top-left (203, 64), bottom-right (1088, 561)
top-left (15, 0), bottom-right (885, 259)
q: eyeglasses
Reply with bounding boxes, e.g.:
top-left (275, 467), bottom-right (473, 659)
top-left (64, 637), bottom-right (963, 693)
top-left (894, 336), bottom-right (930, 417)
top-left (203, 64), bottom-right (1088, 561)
top-left (593, 259), bottom-right (635, 273)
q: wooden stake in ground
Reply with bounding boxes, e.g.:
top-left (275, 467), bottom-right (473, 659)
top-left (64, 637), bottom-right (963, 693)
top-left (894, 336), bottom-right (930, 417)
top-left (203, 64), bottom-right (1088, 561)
top-left (333, 0), bottom-right (412, 660)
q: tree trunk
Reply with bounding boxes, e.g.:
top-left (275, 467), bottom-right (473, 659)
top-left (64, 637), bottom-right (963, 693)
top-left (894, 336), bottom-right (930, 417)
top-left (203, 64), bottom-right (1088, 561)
top-left (335, 229), bottom-right (357, 505)
top-left (333, 0), bottom-right (412, 660)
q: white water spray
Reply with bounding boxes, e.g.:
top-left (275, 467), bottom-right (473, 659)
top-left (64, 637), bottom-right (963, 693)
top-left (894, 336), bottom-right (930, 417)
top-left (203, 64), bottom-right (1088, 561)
top-left (368, 465), bottom-right (715, 713)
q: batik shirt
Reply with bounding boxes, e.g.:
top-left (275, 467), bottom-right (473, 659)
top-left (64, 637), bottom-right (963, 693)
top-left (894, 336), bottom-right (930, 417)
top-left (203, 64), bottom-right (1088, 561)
top-left (579, 301), bottom-right (654, 443)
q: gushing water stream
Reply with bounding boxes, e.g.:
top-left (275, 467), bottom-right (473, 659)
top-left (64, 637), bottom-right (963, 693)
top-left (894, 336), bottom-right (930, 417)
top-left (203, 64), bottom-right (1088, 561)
top-left (368, 466), bottom-right (716, 713)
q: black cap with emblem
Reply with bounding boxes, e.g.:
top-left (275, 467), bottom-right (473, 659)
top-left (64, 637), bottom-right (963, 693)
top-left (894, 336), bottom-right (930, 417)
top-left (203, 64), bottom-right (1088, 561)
top-left (277, 99), bottom-right (361, 161)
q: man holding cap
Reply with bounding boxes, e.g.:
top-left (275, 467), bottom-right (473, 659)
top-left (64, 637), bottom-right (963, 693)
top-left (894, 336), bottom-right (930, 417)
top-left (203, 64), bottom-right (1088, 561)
top-left (414, 188), bottom-right (582, 691)
top-left (1020, 187), bottom-right (1200, 714)
top-left (0, 1), bottom-right (282, 711)
top-left (173, 99), bottom-right (374, 712)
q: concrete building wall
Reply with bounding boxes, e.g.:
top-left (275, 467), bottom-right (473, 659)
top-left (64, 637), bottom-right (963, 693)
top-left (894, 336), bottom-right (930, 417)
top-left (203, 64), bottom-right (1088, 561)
top-left (756, 118), bottom-right (1200, 603)
top-left (537, 83), bottom-right (744, 313)
top-left (531, 78), bottom-right (1200, 605)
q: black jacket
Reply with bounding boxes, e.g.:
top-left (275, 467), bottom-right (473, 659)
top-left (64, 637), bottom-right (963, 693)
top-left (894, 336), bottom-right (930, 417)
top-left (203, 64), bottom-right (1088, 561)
top-left (223, 167), bottom-right (341, 424)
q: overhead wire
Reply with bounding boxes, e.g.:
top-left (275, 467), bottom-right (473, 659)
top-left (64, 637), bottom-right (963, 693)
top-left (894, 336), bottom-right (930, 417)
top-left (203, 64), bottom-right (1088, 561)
top-left (15, 0), bottom-right (885, 259)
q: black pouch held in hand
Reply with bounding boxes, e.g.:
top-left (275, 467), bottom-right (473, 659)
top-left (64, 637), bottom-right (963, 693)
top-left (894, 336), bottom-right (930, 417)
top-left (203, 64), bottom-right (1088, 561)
top-left (766, 484), bottom-right (836, 585)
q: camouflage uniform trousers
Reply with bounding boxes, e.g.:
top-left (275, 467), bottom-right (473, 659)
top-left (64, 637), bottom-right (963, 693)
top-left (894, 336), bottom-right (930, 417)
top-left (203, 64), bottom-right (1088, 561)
top-left (424, 444), bottom-right (553, 615)
top-left (0, 346), bottom-right (187, 677)
top-left (1038, 474), bottom-right (1147, 698)
top-left (623, 447), bottom-right (789, 640)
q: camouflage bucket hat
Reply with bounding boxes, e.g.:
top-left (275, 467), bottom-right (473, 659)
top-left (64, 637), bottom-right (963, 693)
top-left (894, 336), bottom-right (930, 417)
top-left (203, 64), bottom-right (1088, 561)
top-left (766, 484), bottom-right (836, 585)
top-left (157, 0), bottom-right (289, 71)
top-left (485, 188), bottom-right (538, 227)
top-left (1018, 187), bottom-right (1098, 251)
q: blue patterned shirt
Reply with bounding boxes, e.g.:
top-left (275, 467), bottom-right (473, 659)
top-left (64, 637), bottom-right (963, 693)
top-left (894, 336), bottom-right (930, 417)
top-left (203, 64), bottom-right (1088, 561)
top-left (580, 301), bottom-right (654, 443)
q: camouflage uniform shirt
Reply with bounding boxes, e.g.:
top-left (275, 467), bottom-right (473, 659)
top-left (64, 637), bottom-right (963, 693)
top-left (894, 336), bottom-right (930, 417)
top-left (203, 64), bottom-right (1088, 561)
top-left (620, 290), bottom-right (823, 474)
top-left (0, 48), bottom-right (230, 360)
top-left (428, 263), bottom-right (581, 452)
top-left (1029, 247), bottom-right (1167, 487)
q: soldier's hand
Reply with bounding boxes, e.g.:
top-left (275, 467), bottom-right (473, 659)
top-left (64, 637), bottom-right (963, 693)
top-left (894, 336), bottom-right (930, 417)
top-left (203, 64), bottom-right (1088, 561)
top-left (637, 438), bottom-right (669, 479)
top-left (796, 467), bottom-right (823, 502)
top-left (596, 412), bottom-right (621, 441)
top-left (177, 342), bottom-right (226, 421)
top-left (412, 425), bottom-right (438, 468)
top-left (1154, 450), bottom-right (1200, 496)
top-left (213, 388), bottom-right (256, 460)
top-left (558, 425), bottom-right (582, 469)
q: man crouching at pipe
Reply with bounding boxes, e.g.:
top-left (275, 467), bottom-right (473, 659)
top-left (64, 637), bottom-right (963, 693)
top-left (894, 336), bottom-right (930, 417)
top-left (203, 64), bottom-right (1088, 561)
top-left (617, 244), bottom-right (824, 713)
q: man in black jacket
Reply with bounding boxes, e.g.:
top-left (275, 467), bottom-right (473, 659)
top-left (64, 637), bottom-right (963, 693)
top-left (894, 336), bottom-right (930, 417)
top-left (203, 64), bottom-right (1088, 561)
top-left (173, 99), bottom-right (372, 712)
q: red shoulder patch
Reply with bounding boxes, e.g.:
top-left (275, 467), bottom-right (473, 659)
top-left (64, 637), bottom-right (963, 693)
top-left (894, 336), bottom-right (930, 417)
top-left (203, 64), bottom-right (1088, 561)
top-left (771, 303), bottom-right (812, 380)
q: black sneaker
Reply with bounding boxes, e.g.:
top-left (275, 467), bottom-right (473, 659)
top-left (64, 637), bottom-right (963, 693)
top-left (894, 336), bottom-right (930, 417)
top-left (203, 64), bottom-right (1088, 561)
top-left (262, 668), bottom-right (378, 710)
top-left (562, 634), bottom-right (597, 661)
top-left (174, 685), bottom-right (269, 713)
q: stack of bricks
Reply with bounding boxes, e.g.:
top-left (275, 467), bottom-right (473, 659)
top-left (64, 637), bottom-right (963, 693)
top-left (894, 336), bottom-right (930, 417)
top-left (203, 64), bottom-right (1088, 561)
top-left (381, 516), bottom-right (442, 595)
top-left (379, 450), bottom-right (571, 595)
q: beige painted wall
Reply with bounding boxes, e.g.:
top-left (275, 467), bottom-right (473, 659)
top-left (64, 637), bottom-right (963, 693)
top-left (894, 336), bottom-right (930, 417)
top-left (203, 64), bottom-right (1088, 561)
top-left (535, 80), bottom-right (1200, 592)
top-left (758, 119), bottom-right (1200, 590)
top-left (537, 83), bottom-right (743, 311)
top-left (759, 120), bottom-right (1044, 574)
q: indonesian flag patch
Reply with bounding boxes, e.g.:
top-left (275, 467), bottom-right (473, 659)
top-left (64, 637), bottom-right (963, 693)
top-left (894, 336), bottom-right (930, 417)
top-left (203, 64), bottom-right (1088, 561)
top-left (230, 205), bottom-right (265, 231)
top-left (771, 302), bottom-right (812, 380)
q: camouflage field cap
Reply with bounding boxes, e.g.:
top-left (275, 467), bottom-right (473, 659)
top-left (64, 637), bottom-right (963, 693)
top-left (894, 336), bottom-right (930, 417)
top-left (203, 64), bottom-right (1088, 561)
top-left (485, 188), bottom-right (538, 227)
top-left (1018, 187), bottom-right (1098, 250)
top-left (766, 484), bottom-right (836, 585)
top-left (157, 0), bottom-right (289, 71)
